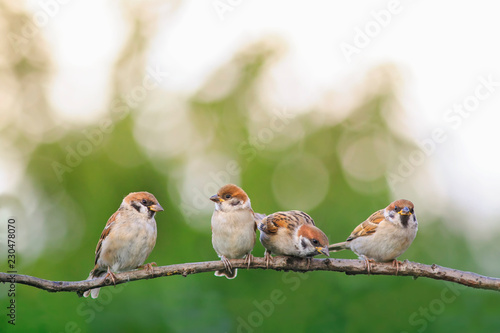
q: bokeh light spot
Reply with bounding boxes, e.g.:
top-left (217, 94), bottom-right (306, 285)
top-left (272, 153), bottom-right (329, 211)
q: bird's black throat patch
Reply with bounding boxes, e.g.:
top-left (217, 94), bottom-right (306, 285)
top-left (400, 214), bottom-right (410, 227)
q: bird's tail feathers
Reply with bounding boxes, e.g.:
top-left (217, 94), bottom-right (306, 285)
top-left (328, 242), bottom-right (349, 252)
top-left (81, 269), bottom-right (103, 298)
top-left (215, 268), bottom-right (237, 279)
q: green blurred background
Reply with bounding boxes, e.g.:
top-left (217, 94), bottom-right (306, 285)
top-left (1, 1), bottom-right (500, 332)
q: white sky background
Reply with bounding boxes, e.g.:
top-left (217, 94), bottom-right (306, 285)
top-left (5, 0), bottom-right (500, 239)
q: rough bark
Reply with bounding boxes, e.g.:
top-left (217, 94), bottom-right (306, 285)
top-left (1, 258), bottom-right (499, 294)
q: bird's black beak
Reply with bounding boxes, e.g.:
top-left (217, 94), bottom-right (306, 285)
top-left (399, 207), bottom-right (411, 215)
top-left (317, 247), bottom-right (330, 257)
top-left (210, 195), bottom-right (221, 203)
top-left (149, 204), bottom-right (164, 212)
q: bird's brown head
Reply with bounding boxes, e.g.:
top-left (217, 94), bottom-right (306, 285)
top-left (386, 199), bottom-right (415, 227)
top-left (297, 224), bottom-right (330, 257)
top-left (124, 191), bottom-right (164, 218)
top-left (210, 184), bottom-right (250, 211)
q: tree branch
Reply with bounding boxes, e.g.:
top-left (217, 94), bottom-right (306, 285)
top-left (2, 258), bottom-right (499, 294)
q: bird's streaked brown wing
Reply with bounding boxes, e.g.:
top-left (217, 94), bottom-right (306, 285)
top-left (290, 210), bottom-right (315, 226)
top-left (346, 209), bottom-right (385, 241)
top-left (258, 210), bottom-right (315, 234)
top-left (258, 212), bottom-right (289, 234)
top-left (94, 210), bottom-right (119, 266)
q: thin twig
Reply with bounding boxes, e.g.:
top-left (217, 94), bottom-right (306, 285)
top-left (1, 258), bottom-right (499, 294)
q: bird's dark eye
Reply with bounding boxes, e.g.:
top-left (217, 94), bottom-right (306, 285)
top-left (394, 206), bottom-right (400, 212)
top-left (141, 199), bottom-right (148, 205)
top-left (224, 194), bottom-right (231, 199)
top-left (311, 239), bottom-right (319, 245)
top-left (410, 208), bottom-right (414, 214)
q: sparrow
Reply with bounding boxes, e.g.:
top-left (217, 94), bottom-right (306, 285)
top-left (82, 191), bottom-right (163, 298)
top-left (258, 210), bottom-right (329, 268)
top-left (328, 199), bottom-right (418, 272)
top-left (210, 184), bottom-right (261, 279)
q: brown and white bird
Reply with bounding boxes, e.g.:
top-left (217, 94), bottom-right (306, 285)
top-left (82, 192), bottom-right (163, 298)
top-left (259, 210), bottom-right (329, 267)
top-left (329, 199), bottom-right (418, 272)
top-left (210, 184), bottom-right (261, 279)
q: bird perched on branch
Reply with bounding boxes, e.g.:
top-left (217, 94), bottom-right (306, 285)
top-left (210, 184), bottom-right (263, 279)
top-left (258, 210), bottom-right (329, 268)
top-left (329, 199), bottom-right (418, 273)
top-left (81, 192), bottom-right (163, 298)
